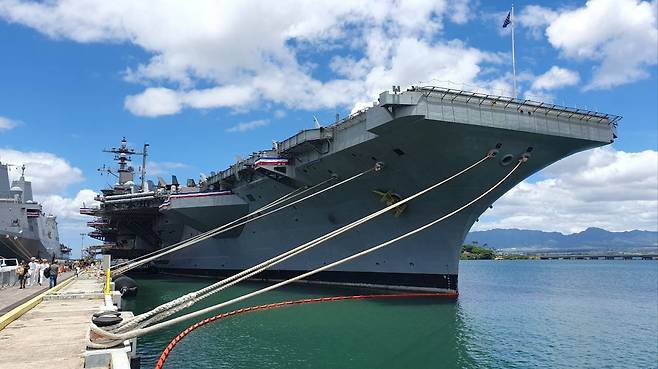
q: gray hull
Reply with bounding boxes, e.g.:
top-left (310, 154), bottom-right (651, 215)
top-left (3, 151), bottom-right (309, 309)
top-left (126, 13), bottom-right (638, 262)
top-left (0, 162), bottom-right (62, 260)
top-left (0, 232), bottom-right (51, 261)
top-left (154, 89), bottom-right (616, 291)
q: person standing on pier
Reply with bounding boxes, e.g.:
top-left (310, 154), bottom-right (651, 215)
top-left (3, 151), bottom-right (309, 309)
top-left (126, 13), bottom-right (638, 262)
top-left (16, 261), bottom-right (27, 289)
top-left (41, 259), bottom-right (49, 285)
top-left (27, 257), bottom-right (36, 287)
top-left (49, 259), bottom-right (59, 288)
top-left (34, 259), bottom-right (42, 286)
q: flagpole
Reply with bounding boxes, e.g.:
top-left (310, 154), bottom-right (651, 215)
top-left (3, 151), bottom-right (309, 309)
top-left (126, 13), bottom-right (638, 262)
top-left (511, 4), bottom-right (517, 98)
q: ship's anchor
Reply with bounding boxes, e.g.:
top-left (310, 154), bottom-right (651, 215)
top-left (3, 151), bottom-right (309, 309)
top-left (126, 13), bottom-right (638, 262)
top-left (372, 190), bottom-right (407, 217)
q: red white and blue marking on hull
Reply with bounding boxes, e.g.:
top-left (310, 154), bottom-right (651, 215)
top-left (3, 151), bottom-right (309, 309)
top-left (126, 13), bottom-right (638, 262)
top-left (254, 157), bottom-right (289, 166)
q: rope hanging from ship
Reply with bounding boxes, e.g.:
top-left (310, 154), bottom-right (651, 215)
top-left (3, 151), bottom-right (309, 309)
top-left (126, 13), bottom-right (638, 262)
top-left (110, 182), bottom-right (316, 273)
top-left (88, 151), bottom-right (520, 347)
top-left (112, 164), bottom-right (380, 276)
top-left (88, 152), bottom-right (526, 348)
top-left (153, 291), bottom-right (458, 369)
top-left (106, 153), bottom-right (489, 336)
top-left (111, 178), bottom-right (327, 273)
top-left (111, 189), bottom-right (294, 272)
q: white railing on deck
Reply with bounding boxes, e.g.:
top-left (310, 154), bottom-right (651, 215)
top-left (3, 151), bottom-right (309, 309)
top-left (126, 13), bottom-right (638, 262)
top-left (416, 86), bottom-right (622, 126)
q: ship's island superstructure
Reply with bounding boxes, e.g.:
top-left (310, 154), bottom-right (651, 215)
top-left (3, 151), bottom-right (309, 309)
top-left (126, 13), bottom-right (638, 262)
top-left (0, 163), bottom-right (68, 260)
top-left (82, 86), bottom-right (619, 291)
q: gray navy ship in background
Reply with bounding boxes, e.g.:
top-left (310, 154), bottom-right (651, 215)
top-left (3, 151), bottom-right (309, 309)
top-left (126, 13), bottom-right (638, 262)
top-left (0, 162), bottom-right (69, 261)
top-left (82, 86), bottom-right (619, 291)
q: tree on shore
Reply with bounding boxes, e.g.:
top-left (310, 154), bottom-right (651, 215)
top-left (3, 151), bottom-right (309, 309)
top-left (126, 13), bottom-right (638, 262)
top-left (461, 243), bottom-right (496, 260)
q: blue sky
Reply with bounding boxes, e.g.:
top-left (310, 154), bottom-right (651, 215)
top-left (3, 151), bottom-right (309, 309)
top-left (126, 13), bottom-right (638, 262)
top-left (0, 0), bottom-right (656, 255)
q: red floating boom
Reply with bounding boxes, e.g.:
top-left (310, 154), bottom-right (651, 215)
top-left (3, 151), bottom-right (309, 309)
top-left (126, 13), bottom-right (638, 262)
top-left (154, 291), bottom-right (458, 369)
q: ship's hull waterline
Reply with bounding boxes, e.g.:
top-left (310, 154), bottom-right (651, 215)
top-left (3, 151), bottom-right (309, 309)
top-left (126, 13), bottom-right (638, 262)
top-left (0, 233), bottom-right (50, 261)
top-left (155, 113), bottom-right (611, 291)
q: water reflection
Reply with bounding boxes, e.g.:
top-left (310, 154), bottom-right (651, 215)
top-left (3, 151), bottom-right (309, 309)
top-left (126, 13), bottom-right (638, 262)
top-left (124, 261), bottom-right (658, 369)
top-left (124, 277), bottom-right (478, 369)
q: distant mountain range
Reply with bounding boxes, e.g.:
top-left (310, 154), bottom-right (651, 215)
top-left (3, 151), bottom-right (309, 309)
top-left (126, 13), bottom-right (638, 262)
top-left (465, 228), bottom-right (658, 252)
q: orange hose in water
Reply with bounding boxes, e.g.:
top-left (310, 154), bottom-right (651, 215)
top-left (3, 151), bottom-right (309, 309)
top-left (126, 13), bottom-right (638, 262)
top-left (154, 291), bottom-right (458, 369)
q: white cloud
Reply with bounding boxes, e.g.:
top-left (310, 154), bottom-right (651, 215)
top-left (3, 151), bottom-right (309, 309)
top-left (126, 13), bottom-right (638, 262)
top-left (517, 5), bottom-right (558, 39)
top-left (124, 85), bottom-right (260, 117)
top-left (39, 189), bottom-right (97, 220)
top-left (524, 66), bottom-right (580, 101)
top-left (124, 87), bottom-right (181, 117)
top-left (521, 0), bottom-right (658, 89)
top-left (273, 110), bottom-right (286, 119)
top-left (0, 148), bottom-right (83, 194)
top-left (447, 0), bottom-right (472, 24)
top-left (148, 161), bottom-right (188, 176)
top-left (39, 188), bottom-right (99, 256)
top-left (182, 85), bottom-right (256, 110)
top-left (0, 149), bottom-right (96, 228)
top-left (531, 66), bottom-right (580, 91)
top-left (0, 0), bottom-right (512, 117)
top-left (0, 116), bottom-right (18, 131)
top-left (523, 90), bottom-right (555, 103)
top-left (474, 147), bottom-right (658, 233)
top-left (226, 119), bottom-right (270, 133)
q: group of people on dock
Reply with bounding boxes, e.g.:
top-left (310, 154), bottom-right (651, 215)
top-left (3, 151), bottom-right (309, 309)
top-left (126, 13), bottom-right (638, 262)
top-left (14, 257), bottom-right (60, 289)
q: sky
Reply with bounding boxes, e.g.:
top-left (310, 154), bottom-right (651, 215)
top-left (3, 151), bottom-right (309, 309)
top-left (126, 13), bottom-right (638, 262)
top-left (0, 0), bottom-right (656, 256)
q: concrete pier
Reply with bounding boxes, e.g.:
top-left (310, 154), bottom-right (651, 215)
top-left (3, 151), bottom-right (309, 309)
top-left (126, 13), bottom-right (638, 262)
top-left (0, 273), bottom-right (134, 369)
top-left (0, 272), bottom-right (73, 316)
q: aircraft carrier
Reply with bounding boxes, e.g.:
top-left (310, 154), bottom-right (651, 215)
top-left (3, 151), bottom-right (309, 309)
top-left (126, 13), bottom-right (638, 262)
top-left (82, 86), bottom-right (619, 291)
top-left (0, 162), bottom-right (68, 261)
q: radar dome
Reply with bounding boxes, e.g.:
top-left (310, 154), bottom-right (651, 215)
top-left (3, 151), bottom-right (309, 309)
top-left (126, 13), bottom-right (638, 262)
top-left (10, 186), bottom-right (23, 192)
top-left (125, 180), bottom-right (135, 186)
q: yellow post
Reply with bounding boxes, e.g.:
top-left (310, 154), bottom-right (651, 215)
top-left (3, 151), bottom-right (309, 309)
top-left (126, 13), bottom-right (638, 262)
top-left (104, 268), bottom-right (111, 296)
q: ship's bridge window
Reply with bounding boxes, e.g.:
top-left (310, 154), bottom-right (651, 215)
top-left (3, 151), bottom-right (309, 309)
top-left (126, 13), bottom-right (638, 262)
top-left (274, 166), bottom-right (286, 174)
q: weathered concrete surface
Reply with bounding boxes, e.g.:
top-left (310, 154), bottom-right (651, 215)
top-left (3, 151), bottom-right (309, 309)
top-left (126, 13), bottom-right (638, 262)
top-left (0, 277), bottom-right (104, 369)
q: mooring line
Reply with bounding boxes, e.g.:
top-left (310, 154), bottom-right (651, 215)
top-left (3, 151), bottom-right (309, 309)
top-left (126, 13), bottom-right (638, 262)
top-left (110, 154), bottom-right (491, 334)
top-left (111, 183), bottom-right (311, 272)
top-left (88, 153), bottom-right (523, 348)
top-left (108, 165), bottom-right (379, 332)
top-left (113, 165), bottom-right (376, 276)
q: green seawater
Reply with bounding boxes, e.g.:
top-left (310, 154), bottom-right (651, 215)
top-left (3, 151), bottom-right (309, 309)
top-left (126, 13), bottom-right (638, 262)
top-left (123, 261), bottom-right (658, 369)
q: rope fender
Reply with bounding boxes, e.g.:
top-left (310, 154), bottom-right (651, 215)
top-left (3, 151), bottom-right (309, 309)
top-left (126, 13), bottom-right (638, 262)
top-left (153, 291), bottom-right (458, 369)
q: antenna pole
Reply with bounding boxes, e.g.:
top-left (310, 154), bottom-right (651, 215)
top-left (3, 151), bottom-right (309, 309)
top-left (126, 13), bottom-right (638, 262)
top-left (80, 233), bottom-right (85, 259)
top-left (511, 4), bottom-right (517, 98)
top-left (141, 143), bottom-right (149, 192)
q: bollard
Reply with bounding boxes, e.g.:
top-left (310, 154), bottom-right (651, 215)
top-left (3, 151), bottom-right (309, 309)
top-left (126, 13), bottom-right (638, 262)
top-left (102, 254), bottom-right (112, 296)
top-left (104, 268), bottom-right (111, 296)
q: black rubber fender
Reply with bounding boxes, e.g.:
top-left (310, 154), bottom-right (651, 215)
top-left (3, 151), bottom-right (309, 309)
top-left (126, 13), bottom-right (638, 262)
top-left (114, 275), bottom-right (138, 296)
